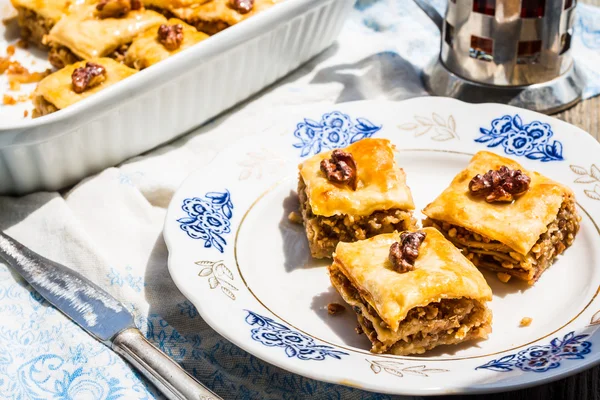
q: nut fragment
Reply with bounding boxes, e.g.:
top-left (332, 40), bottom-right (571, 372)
top-left (96, 0), bottom-right (141, 18)
top-left (158, 24), bottom-right (184, 51)
top-left (497, 272), bottom-right (512, 283)
top-left (389, 231), bottom-right (427, 273)
top-left (469, 165), bottom-right (531, 203)
top-left (520, 317), bottom-right (532, 327)
top-left (327, 303), bottom-right (345, 315)
top-left (320, 150), bottom-right (358, 190)
top-left (229, 0), bottom-right (254, 14)
top-left (71, 62), bottom-right (107, 94)
top-left (287, 211), bottom-right (302, 225)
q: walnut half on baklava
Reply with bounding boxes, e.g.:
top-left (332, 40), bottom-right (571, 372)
top-left (423, 151), bottom-right (580, 285)
top-left (329, 228), bottom-right (493, 355)
top-left (297, 138), bottom-right (416, 259)
top-left (124, 18), bottom-right (209, 70)
top-left (32, 58), bottom-right (137, 117)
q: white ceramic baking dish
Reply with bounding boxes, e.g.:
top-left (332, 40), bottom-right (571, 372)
top-left (0, 0), bottom-right (354, 195)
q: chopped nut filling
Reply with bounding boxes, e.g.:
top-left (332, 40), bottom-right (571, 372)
top-left (320, 150), bottom-right (358, 190)
top-left (327, 303), bottom-right (345, 315)
top-left (330, 266), bottom-right (491, 355)
top-left (229, 0), bottom-right (254, 14)
top-left (71, 62), bottom-right (107, 94)
top-left (298, 175), bottom-right (415, 258)
top-left (469, 166), bottom-right (531, 203)
top-left (389, 231), bottom-right (426, 273)
top-left (158, 24), bottom-right (184, 51)
top-left (425, 194), bottom-right (580, 284)
top-left (96, 0), bottom-right (142, 19)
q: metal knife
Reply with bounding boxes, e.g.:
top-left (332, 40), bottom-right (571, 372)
top-left (0, 231), bottom-right (222, 400)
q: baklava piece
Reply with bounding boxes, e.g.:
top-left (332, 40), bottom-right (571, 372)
top-left (43, 3), bottom-right (167, 68)
top-left (124, 18), bottom-right (209, 69)
top-left (297, 138), bottom-right (416, 259)
top-left (32, 58), bottom-right (136, 117)
top-left (10, 0), bottom-right (81, 48)
top-left (329, 228), bottom-right (493, 355)
top-left (423, 151), bottom-right (580, 285)
top-left (144, 0), bottom-right (280, 35)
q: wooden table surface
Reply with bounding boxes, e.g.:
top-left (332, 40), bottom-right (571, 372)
top-left (433, 1), bottom-right (600, 398)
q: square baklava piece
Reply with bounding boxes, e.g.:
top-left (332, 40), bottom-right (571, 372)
top-left (144, 0), bottom-right (280, 35)
top-left (298, 138), bottom-right (416, 259)
top-left (329, 227), bottom-right (493, 355)
top-left (10, 0), bottom-right (75, 48)
top-left (43, 3), bottom-right (167, 68)
top-left (423, 151), bottom-right (580, 285)
top-left (32, 58), bottom-right (137, 117)
top-left (124, 18), bottom-right (209, 70)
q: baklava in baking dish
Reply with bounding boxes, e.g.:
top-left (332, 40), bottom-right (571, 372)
top-left (423, 151), bottom-right (580, 285)
top-left (297, 138), bottom-right (416, 259)
top-left (32, 58), bottom-right (137, 117)
top-left (124, 18), bottom-right (209, 69)
top-left (44, 3), bottom-right (167, 68)
top-left (329, 227), bottom-right (493, 355)
top-left (144, 0), bottom-right (280, 35)
top-left (10, 0), bottom-right (84, 48)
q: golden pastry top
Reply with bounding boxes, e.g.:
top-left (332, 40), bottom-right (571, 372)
top-left (422, 151), bottom-right (572, 255)
top-left (124, 18), bottom-right (209, 69)
top-left (332, 228), bottom-right (492, 332)
top-left (34, 57), bottom-right (136, 109)
top-left (162, 0), bottom-right (280, 26)
top-left (10, 0), bottom-right (87, 23)
top-left (44, 4), bottom-right (167, 59)
top-left (299, 138), bottom-right (415, 217)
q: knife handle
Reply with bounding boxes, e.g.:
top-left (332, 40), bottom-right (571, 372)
top-left (112, 328), bottom-right (222, 400)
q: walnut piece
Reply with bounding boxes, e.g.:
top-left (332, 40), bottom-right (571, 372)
top-left (158, 24), bottom-right (184, 51)
top-left (96, 0), bottom-right (141, 18)
top-left (229, 0), bottom-right (254, 14)
top-left (320, 149), bottom-right (358, 190)
top-left (71, 62), bottom-right (107, 94)
top-left (469, 165), bottom-right (531, 203)
top-left (327, 303), bottom-right (345, 315)
top-left (389, 231), bottom-right (427, 273)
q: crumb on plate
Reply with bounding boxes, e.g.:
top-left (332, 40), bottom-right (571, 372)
top-left (17, 40), bottom-right (29, 49)
top-left (3, 93), bottom-right (30, 105)
top-left (520, 317), bottom-right (532, 327)
top-left (6, 45), bottom-right (15, 56)
top-left (3, 94), bottom-right (16, 105)
top-left (497, 272), bottom-right (512, 283)
top-left (23, 109), bottom-right (29, 117)
top-left (327, 303), bottom-right (345, 315)
top-left (9, 80), bottom-right (21, 91)
top-left (355, 325), bottom-right (363, 335)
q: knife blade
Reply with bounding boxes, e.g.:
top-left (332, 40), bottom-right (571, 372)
top-left (0, 231), bottom-right (221, 400)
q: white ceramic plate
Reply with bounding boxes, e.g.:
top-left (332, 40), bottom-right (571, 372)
top-left (163, 98), bottom-right (600, 395)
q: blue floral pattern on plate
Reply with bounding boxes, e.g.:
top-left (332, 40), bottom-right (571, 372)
top-left (177, 190), bottom-right (233, 253)
top-left (293, 111), bottom-right (381, 157)
top-left (475, 115), bottom-right (564, 162)
top-left (244, 311), bottom-right (348, 361)
top-left (476, 331), bottom-right (591, 373)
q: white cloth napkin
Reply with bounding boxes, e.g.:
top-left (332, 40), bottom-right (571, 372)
top-left (1, 1), bottom-right (599, 399)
